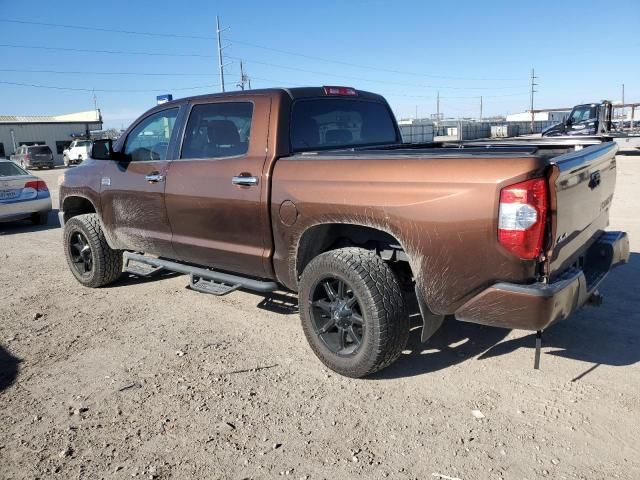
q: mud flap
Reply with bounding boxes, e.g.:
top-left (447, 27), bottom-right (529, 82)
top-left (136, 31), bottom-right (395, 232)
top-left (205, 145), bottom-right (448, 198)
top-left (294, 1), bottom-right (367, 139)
top-left (415, 285), bottom-right (445, 342)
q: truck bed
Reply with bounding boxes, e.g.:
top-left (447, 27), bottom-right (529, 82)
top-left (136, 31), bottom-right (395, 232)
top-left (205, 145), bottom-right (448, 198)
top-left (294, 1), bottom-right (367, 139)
top-left (275, 141), bottom-right (618, 316)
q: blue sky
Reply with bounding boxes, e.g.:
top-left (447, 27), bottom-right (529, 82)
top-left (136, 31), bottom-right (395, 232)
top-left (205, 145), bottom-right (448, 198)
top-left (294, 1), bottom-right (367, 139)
top-left (0, 0), bottom-right (638, 128)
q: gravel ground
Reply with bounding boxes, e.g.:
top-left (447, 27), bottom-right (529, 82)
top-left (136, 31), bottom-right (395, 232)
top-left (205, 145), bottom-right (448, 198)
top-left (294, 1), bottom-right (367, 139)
top-left (1, 156), bottom-right (639, 480)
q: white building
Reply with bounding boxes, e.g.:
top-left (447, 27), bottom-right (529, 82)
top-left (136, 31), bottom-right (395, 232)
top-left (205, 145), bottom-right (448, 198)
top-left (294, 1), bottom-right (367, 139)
top-left (0, 110), bottom-right (102, 164)
top-left (506, 111), bottom-right (570, 123)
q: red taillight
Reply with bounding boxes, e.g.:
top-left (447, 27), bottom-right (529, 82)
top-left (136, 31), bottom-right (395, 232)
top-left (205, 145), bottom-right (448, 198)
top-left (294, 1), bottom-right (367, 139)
top-left (498, 178), bottom-right (548, 260)
top-left (323, 86), bottom-right (358, 96)
top-left (24, 180), bottom-right (48, 191)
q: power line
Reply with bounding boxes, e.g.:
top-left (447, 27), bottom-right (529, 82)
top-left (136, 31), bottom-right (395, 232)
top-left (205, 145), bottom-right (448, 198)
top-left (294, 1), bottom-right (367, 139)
top-left (0, 18), bottom-right (522, 82)
top-left (242, 74), bottom-right (529, 99)
top-left (0, 43), bottom-right (528, 92)
top-left (0, 75), bottom-right (529, 102)
top-left (0, 80), bottom-right (223, 93)
top-left (0, 68), bottom-right (221, 77)
top-left (384, 91), bottom-right (529, 100)
top-left (0, 18), bottom-right (213, 40)
top-left (229, 56), bottom-right (528, 91)
top-left (0, 43), bottom-right (214, 58)
top-left (226, 38), bottom-right (521, 82)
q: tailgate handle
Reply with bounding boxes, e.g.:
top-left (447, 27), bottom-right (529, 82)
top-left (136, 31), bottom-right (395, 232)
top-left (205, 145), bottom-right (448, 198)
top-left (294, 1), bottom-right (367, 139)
top-left (589, 171), bottom-right (601, 189)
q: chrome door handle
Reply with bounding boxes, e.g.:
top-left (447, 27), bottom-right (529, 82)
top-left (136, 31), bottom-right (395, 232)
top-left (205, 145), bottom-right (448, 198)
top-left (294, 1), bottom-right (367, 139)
top-left (232, 176), bottom-right (258, 186)
top-left (145, 173), bottom-right (165, 183)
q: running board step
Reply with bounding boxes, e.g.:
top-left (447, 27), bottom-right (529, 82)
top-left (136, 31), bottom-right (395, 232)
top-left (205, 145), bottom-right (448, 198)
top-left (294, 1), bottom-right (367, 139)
top-left (124, 259), bottom-right (165, 278)
top-left (122, 252), bottom-right (279, 295)
top-left (190, 275), bottom-right (240, 296)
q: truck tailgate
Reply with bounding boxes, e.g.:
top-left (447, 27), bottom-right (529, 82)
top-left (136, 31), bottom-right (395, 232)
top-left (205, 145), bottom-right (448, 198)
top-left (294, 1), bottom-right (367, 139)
top-left (547, 142), bottom-right (618, 279)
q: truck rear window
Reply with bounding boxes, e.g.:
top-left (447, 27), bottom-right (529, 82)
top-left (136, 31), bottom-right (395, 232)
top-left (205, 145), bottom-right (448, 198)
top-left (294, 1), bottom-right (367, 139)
top-left (290, 98), bottom-right (398, 152)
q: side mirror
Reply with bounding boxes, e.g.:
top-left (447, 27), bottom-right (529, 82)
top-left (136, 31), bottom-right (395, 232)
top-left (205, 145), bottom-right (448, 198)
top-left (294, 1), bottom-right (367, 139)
top-left (91, 139), bottom-right (113, 160)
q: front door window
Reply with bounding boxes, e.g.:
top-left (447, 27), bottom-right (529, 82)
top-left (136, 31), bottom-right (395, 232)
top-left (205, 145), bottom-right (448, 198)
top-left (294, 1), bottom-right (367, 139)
top-left (124, 109), bottom-right (179, 162)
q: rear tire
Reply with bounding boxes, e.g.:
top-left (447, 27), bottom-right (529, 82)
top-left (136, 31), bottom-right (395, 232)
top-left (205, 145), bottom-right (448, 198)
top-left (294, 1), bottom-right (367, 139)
top-left (63, 213), bottom-right (123, 287)
top-left (299, 247), bottom-right (409, 378)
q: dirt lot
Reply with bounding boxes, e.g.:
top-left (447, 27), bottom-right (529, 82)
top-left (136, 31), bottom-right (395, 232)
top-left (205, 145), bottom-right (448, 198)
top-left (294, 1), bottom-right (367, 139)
top-left (1, 156), bottom-right (639, 480)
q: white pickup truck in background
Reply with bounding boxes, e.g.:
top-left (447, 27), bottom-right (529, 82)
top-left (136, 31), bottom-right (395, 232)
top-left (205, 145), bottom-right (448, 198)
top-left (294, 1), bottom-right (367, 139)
top-left (63, 139), bottom-right (92, 166)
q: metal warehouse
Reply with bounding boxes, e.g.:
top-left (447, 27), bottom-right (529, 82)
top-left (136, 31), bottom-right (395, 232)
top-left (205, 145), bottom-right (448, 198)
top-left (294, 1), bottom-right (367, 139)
top-left (0, 110), bottom-right (102, 165)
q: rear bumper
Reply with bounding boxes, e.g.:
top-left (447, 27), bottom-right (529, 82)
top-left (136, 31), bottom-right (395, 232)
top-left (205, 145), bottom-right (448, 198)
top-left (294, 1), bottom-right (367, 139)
top-left (0, 197), bottom-right (52, 222)
top-left (454, 231), bottom-right (630, 330)
top-left (25, 157), bottom-right (54, 166)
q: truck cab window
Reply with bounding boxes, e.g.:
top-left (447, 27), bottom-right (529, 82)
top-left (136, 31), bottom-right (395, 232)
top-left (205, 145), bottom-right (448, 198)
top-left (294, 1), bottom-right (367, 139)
top-left (181, 102), bottom-right (253, 159)
top-left (569, 106), bottom-right (597, 124)
top-left (290, 98), bottom-right (398, 152)
top-left (124, 108), bottom-right (178, 162)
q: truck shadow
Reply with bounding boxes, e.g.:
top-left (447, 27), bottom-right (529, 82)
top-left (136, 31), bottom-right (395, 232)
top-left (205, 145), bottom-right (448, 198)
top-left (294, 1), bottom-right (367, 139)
top-left (0, 208), bottom-right (60, 236)
top-left (373, 252), bottom-right (640, 380)
top-left (0, 345), bottom-right (21, 393)
top-left (107, 270), bottom-right (181, 288)
top-left (371, 318), bottom-right (510, 379)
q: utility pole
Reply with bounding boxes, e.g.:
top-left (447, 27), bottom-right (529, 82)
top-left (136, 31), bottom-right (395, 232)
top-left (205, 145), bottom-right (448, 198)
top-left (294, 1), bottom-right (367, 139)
top-left (237, 61), bottom-right (251, 91)
top-left (529, 68), bottom-right (538, 133)
top-left (216, 16), bottom-right (226, 92)
top-left (622, 83), bottom-right (625, 125)
top-left (480, 96), bottom-right (483, 121)
top-left (436, 91), bottom-right (440, 122)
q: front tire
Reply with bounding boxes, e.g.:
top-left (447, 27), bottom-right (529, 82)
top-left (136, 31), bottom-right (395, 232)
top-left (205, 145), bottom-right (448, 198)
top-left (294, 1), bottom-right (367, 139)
top-left (63, 213), bottom-right (123, 287)
top-left (299, 247), bottom-right (409, 378)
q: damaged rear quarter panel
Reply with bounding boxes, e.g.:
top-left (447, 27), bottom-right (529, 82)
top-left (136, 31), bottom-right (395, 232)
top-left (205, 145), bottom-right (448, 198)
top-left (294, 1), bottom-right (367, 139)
top-left (270, 154), bottom-right (544, 315)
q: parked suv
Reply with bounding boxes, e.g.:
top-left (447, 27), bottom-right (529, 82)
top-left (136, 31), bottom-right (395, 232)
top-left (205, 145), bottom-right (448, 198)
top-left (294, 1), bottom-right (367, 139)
top-left (10, 145), bottom-right (55, 170)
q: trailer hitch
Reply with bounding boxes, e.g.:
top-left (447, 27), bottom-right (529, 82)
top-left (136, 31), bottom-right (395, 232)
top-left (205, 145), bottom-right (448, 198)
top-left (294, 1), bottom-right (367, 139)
top-left (587, 290), bottom-right (604, 307)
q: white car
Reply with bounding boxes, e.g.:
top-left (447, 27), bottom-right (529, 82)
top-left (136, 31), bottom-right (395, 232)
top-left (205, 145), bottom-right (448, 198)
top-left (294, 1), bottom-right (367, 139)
top-left (63, 140), bottom-right (92, 167)
top-left (0, 159), bottom-right (52, 225)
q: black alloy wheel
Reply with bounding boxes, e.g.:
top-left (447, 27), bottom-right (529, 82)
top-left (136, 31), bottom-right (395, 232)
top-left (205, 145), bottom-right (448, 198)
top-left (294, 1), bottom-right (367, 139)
top-left (68, 231), bottom-right (94, 276)
top-left (310, 276), bottom-right (365, 356)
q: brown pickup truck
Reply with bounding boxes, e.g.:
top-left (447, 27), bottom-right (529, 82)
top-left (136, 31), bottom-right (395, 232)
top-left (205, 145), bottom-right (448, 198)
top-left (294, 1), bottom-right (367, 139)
top-left (58, 87), bottom-right (629, 377)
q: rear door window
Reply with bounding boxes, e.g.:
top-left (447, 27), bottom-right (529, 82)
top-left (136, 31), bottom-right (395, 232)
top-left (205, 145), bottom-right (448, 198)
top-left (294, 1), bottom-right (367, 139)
top-left (180, 102), bottom-right (253, 159)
